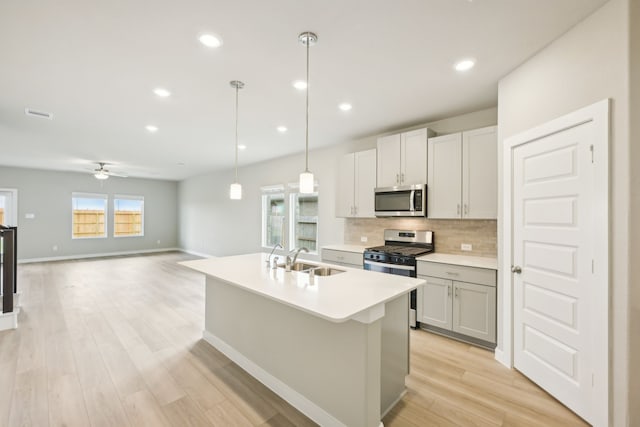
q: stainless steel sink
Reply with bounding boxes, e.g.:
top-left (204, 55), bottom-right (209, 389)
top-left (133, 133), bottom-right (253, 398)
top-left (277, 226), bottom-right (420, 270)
top-left (310, 267), bottom-right (346, 276)
top-left (277, 262), bottom-right (318, 271)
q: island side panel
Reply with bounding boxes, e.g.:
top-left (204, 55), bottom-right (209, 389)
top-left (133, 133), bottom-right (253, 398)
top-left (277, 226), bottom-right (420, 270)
top-left (204, 276), bottom-right (382, 427)
top-left (380, 293), bottom-right (410, 415)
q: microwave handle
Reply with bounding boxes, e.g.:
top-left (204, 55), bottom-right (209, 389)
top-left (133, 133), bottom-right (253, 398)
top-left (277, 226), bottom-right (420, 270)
top-left (409, 190), bottom-right (415, 211)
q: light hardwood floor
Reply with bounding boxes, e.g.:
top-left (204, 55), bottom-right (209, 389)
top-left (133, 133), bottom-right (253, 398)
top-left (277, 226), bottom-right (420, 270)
top-left (0, 252), bottom-right (588, 427)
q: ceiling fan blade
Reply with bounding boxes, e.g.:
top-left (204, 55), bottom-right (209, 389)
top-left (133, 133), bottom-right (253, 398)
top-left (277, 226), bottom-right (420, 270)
top-left (106, 171), bottom-right (128, 178)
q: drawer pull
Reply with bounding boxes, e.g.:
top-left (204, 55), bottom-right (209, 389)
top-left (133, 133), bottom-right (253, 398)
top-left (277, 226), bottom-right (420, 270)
top-left (446, 271), bottom-right (460, 276)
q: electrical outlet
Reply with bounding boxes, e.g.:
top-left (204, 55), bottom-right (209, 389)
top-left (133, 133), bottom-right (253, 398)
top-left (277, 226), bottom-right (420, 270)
top-left (52, 245), bottom-right (58, 251)
top-left (461, 243), bottom-right (472, 251)
top-left (156, 240), bottom-right (161, 245)
top-left (360, 236), bottom-right (368, 243)
top-left (25, 213), bottom-right (35, 219)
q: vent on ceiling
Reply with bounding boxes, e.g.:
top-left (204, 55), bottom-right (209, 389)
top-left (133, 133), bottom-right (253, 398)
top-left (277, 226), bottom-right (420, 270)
top-left (24, 108), bottom-right (53, 120)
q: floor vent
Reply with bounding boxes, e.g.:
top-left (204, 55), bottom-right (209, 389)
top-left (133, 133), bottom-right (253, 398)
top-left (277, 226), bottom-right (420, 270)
top-left (24, 108), bottom-right (53, 120)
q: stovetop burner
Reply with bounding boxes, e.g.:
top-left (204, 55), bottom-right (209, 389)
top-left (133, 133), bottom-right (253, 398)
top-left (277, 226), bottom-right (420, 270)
top-left (365, 245), bottom-right (433, 257)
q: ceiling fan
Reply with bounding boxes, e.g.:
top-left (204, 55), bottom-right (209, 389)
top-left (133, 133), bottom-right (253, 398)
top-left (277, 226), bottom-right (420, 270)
top-left (90, 162), bottom-right (128, 180)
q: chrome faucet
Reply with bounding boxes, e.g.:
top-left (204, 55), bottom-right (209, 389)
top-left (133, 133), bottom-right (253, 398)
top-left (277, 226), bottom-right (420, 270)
top-left (267, 243), bottom-right (283, 268)
top-left (285, 247), bottom-right (309, 270)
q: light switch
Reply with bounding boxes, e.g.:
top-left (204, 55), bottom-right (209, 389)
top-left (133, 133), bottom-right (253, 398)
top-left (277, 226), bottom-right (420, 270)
top-left (25, 213), bottom-right (35, 219)
top-left (461, 243), bottom-right (472, 251)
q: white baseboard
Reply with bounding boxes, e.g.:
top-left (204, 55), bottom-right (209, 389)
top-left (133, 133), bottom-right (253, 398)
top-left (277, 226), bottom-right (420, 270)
top-left (179, 248), bottom-right (215, 258)
top-left (494, 348), bottom-right (510, 368)
top-left (202, 330), bottom-right (346, 427)
top-left (18, 247), bottom-right (181, 264)
top-left (0, 308), bottom-right (19, 331)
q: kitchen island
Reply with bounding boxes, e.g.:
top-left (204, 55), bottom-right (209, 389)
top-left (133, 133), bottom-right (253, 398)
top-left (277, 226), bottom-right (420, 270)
top-left (180, 253), bottom-right (424, 427)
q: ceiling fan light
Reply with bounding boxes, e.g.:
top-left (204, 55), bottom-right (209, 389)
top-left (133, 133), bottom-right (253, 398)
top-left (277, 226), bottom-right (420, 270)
top-left (229, 182), bottom-right (242, 200)
top-left (94, 171), bottom-right (109, 180)
top-left (299, 171), bottom-right (314, 194)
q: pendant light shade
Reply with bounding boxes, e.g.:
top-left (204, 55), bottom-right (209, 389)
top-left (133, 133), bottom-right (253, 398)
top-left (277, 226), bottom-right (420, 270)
top-left (298, 31), bottom-right (317, 194)
top-left (229, 80), bottom-right (244, 200)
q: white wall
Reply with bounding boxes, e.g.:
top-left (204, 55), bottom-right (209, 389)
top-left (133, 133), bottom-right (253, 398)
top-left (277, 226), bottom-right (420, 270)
top-left (497, 0), bottom-right (630, 424)
top-left (178, 107), bottom-right (497, 260)
top-left (0, 166), bottom-right (179, 260)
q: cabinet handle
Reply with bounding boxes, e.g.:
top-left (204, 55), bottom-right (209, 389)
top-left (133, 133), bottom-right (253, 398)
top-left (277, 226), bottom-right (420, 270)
top-left (396, 173), bottom-right (400, 184)
top-left (454, 288), bottom-right (459, 298)
top-left (401, 173), bottom-right (404, 183)
top-left (354, 206), bottom-right (358, 215)
top-left (464, 204), bottom-right (468, 216)
top-left (447, 285), bottom-right (451, 297)
top-left (457, 204), bottom-right (461, 215)
top-left (446, 271), bottom-right (460, 276)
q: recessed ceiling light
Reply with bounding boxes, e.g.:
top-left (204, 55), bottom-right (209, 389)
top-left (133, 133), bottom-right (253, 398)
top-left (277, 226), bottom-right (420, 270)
top-left (145, 125), bottom-right (158, 133)
top-left (199, 33), bottom-right (223, 48)
top-left (153, 88), bottom-right (171, 97)
top-left (338, 103), bottom-right (352, 111)
top-left (238, 144), bottom-right (247, 150)
top-left (277, 126), bottom-right (288, 133)
top-left (293, 80), bottom-right (307, 90)
top-left (454, 59), bottom-right (476, 72)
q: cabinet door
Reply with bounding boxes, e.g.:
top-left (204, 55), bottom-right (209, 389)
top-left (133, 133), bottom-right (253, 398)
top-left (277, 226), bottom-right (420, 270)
top-left (401, 128), bottom-right (428, 185)
top-left (376, 134), bottom-right (401, 187)
top-left (452, 281), bottom-right (496, 343)
top-left (336, 153), bottom-right (355, 217)
top-left (462, 126), bottom-right (497, 219)
top-left (427, 133), bottom-right (462, 218)
top-left (417, 276), bottom-right (452, 330)
top-left (354, 149), bottom-right (377, 217)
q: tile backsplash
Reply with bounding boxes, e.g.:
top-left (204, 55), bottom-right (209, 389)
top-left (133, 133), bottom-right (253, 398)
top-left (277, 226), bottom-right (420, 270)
top-left (344, 218), bottom-right (497, 257)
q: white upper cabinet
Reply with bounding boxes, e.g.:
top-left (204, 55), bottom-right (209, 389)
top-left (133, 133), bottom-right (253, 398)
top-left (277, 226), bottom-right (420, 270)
top-left (462, 126), bottom-right (498, 219)
top-left (377, 128), bottom-right (433, 188)
top-left (427, 133), bottom-right (463, 218)
top-left (427, 125), bottom-right (497, 219)
top-left (376, 134), bottom-right (402, 187)
top-left (336, 149), bottom-right (376, 218)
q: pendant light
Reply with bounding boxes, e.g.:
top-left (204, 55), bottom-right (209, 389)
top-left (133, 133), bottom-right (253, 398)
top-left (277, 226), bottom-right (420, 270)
top-left (298, 31), bottom-right (317, 194)
top-left (229, 80), bottom-right (244, 200)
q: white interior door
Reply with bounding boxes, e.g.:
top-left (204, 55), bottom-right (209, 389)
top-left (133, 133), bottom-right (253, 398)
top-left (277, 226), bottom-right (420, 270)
top-left (512, 122), bottom-right (596, 423)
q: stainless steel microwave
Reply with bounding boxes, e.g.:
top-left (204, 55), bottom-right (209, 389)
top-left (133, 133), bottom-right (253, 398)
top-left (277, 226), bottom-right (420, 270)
top-left (374, 184), bottom-right (427, 217)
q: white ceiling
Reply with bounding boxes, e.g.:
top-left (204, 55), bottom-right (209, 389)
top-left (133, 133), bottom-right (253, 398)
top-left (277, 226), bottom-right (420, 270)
top-left (0, 0), bottom-right (608, 181)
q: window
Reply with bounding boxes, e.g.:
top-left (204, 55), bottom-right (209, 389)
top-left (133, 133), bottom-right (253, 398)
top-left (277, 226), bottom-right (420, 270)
top-left (261, 184), bottom-right (319, 254)
top-left (290, 192), bottom-right (318, 253)
top-left (114, 195), bottom-right (144, 237)
top-left (262, 187), bottom-right (285, 248)
top-left (72, 193), bottom-right (107, 238)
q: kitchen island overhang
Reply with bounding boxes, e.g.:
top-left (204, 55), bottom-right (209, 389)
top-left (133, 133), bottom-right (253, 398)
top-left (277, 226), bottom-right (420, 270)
top-left (180, 253), bottom-right (424, 427)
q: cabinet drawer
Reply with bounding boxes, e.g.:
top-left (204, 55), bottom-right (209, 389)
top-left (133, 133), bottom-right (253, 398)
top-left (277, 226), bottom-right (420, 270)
top-left (417, 261), bottom-right (495, 287)
top-left (321, 249), bottom-right (363, 268)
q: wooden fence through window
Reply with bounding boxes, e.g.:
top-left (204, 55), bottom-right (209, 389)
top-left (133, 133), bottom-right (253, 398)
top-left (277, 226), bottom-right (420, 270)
top-left (72, 210), bottom-right (142, 237)
top-left (0, 208), bottom-right (4, 225)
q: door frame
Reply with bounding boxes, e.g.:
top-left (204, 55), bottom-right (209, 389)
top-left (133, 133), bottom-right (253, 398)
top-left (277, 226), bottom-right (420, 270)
top-left (500, 99), bottom-right (609, 425)
top-left (0, 188), bottom-right (18, 226)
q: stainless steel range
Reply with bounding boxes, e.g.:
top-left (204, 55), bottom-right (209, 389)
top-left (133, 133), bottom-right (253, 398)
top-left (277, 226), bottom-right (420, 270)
top-left (363, 229), bottom-right (434, 328)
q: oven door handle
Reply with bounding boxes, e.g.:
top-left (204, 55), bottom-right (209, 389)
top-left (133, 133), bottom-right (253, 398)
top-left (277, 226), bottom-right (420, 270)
top-left (364, 259), bottom-right (416, 271)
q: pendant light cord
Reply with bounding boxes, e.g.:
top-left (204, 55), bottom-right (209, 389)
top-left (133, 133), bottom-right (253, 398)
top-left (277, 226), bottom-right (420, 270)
top-left (234, 83), bottom-right (239, 182)
top-left (305, 33), bottom-right (310, 172)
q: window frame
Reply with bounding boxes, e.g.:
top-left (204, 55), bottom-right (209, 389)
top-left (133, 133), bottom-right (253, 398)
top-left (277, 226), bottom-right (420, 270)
top-left (71, 192), bottom-right (108, 239)
top-left (261, 185), bottom-right (286, 249)
top-left (113, 194), bottom-right (145, 238)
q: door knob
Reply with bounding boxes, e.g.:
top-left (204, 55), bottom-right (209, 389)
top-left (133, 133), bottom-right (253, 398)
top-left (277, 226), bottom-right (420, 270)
top-left (511, 265), bottom-right (522, 274)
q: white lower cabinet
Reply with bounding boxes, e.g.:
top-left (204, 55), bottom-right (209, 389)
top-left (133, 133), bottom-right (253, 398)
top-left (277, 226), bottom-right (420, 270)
top-left (417, 261), bottom-right (496, 345)
top-left (321, 248), bottom-right (363, 269)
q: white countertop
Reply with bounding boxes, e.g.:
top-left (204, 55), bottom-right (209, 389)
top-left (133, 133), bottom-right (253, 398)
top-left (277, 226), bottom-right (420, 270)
top-left (180, 253), bottom-right (423, 323)
top-left (321, 244), bottom-right (371, 254)
top-left (417, 253), bottom-right (498, 270)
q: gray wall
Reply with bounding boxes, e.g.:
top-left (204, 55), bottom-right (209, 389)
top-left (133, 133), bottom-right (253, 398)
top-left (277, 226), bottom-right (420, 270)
top-left (178, 107), bottom-right (497, 260)
top-left (497, 0), bottom-right (631, 424)
top-left (0, 166), bottom-right (178, 260)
